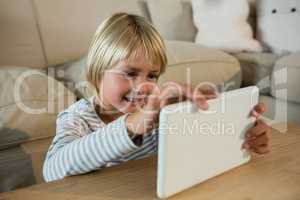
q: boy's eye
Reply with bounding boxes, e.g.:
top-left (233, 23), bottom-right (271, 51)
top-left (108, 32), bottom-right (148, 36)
top-left (124, 71), bottom-right (137, 78)
top-left (148, 74), bottom-right (158, 80)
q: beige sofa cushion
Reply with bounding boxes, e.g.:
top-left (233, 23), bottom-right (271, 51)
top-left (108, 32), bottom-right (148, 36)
top-left (51, 40), bottom-right (241, 99)
top-left (147, 0), bottom-right (197, 41)
top-left (232, 52), bottom-right (279, 94)
top-left (33, 0), bottom-right (149, 67)
top-left (271, 52), bottom-right (300, 104)
top-left (0, 67), bottom-right (76, 150)
top-left (159, 41), bottom-right (241, 90)
top-left (0, 0), bottom-right (46, 68)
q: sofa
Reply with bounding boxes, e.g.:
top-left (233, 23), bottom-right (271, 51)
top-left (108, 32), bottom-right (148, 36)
top-left (0, 0), bottom-right (299, 192)
top-left (145, 0), bottom-right (300, 125)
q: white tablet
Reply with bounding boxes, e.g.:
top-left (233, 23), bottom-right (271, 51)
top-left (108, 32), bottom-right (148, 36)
top-left (157, 86), bottom-right (259, 198)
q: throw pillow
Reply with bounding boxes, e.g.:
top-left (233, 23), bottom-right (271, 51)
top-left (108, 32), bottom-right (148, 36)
top-left (256, 0), bottom-right (300, 53)
top-left (191, 0), bottom-right (262, 52)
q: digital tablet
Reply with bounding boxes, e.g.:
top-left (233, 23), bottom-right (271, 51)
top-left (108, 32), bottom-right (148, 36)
top-left (157, 86), bottom-right (259, 198)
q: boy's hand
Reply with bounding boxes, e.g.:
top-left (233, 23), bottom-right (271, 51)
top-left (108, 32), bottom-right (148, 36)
top-left (159, 82), bottom-right (218, 110)
top-left (242, 103), bottom-right (271, 154)
top-left (125, 82), bottom-right (218, 135)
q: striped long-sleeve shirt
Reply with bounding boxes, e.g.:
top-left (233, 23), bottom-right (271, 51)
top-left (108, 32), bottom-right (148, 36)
top-left (43, 96), bottom-right (158, 182)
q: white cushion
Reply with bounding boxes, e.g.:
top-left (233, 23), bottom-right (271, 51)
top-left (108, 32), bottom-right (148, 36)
top-left (191, 0), bottom-right (262, 53)
top-left (256, 0), bottom-right (300, 53)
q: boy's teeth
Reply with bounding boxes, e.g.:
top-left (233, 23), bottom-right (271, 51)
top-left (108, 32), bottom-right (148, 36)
top-left (125, 96), bottom-right (135, 102)
top-left (125, 95), bottom-right (146, 102)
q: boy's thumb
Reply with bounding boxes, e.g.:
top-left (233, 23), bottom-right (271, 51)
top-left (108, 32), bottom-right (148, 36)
top-left (144, 86), bottom-right (160, 112)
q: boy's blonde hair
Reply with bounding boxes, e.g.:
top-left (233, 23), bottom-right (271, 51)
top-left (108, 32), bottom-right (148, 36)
top-left (86, 12), bottom-right (167, 94)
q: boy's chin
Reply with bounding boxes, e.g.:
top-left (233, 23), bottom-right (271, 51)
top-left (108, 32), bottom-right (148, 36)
top-left (118, 102), bottom-right (143, 113)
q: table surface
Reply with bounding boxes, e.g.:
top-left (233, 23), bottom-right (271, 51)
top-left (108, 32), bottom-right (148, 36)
top-left (1, 124), bottom-right (300, 200)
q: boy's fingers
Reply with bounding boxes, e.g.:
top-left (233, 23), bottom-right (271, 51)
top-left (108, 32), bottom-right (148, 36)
top-left (195, 97), bottom-right (209, 110)
top-left (197, 84), bottom-right (219, 98)
top-left (250, 103), bottom-right (266, 118)
top-left (158, 82), bottom-right (217, 110)
top-left (161, 82), bottom-right (184, 97)
top-left (173, 83), bottom-right (193, 101)
top-left (200, 89), bottom-right (219, 99)
top-left (144, 85), bottom-right (161, 112)
top-left (160, 95), bottom-right (182, 108)
top-left (192, 84), bottom-right (219, 110)
top-left (252, 144), bottom-right (271, 154)
top-left (247, 132), bottom-right (270, 147)
top-left (242, 142), bottom-right (250, 150)
top-left (159, 92), bottom-right (180, 108)
top-left (146, 94), bottom-right (159, 109)
top-left (192, 88), bottom-right (209, 110)
top-left (181, 84), bottom-right (194, 100)
top-left (246, 119), bottom-right (269, 138)
top-left (204, 93), bottom-right (218, 100)
top-left (159, 82), bottom-right (190, 107)
top-left (254, 102), bottom-right (266, 114)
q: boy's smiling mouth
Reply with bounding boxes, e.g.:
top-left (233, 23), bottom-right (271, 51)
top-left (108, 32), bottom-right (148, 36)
top-left (123, 94), bottom-right (146, 105)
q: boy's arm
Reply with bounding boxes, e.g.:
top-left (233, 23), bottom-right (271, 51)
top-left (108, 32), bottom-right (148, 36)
top-left (43, 112), bottom-right (140, 182)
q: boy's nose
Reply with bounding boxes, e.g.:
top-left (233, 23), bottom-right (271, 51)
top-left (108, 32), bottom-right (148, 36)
top-left (134, 80), bottom-right (158, 96)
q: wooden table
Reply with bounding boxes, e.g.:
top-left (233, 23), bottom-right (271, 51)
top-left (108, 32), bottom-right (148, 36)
top-left (1, 124), bottom-right (300, 200)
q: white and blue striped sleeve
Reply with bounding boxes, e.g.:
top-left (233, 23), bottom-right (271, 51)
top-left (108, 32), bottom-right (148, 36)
top-left (42, 112), bottom-right (139, 182)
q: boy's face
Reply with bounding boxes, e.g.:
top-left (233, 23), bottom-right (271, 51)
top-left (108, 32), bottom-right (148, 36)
top-left (98, 54), bottom-right (161, 114)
